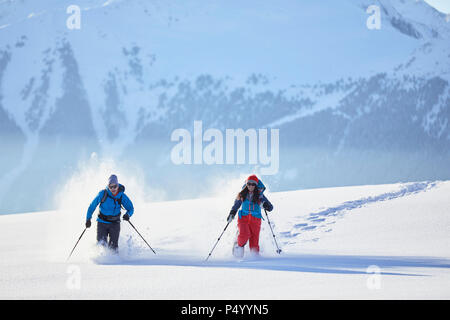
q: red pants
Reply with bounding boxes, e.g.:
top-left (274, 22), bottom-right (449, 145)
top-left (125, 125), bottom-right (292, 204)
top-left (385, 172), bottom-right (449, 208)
top-left (237, 214), bottom-right (262, 252)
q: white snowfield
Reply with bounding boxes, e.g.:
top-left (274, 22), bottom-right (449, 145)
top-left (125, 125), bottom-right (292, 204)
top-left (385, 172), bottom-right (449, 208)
top-left (0, 180), bottom-right (449, 299)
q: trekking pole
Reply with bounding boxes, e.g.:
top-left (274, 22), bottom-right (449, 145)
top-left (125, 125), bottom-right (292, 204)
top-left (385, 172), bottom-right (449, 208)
top-left (67, 228), bottom-right (87, 261)
top-left (127, 220), bottom-right (156, 254)
top-left (205, 220), bottom-right (231, 262)
top-left (264, 209), bottom-right (282, 254)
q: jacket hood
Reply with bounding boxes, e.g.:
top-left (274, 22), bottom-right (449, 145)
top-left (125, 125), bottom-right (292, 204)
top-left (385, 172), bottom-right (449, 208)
top-left (241, 178), bottom-right (266, 194)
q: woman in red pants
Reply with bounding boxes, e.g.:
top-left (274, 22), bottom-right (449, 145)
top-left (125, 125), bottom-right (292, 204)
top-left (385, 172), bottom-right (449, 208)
top-left (227, 175), bottom-right (273, 257)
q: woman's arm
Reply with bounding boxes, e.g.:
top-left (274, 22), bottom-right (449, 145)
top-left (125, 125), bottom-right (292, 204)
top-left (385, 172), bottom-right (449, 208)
top-left (227, 196), bottom-right (243, 222)
top-left (231, 198), bottom-right (242, 213)
top-left (260, 194), bottom-right (273, 212)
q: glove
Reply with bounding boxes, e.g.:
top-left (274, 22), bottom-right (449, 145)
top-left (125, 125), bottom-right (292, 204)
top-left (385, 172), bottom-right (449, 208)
top-left (122, 213), bottom-right (130, 221)
top-left (262, 201), bottom-right (272, 212)
top-left (227, 210), bottom-right (236, 223)
top-left (85, 220), bottom-right (91, 228)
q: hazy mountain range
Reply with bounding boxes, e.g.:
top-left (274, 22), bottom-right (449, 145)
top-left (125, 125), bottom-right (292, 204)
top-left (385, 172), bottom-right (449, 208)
top-left (0, 0), bottom-right (449, 213)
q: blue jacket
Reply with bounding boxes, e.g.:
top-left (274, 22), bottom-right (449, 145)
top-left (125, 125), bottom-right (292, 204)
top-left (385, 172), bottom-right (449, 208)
top-left (231, 179), bottom-right (273, 219)
top-left (86, 185), bottom-right (134, 224)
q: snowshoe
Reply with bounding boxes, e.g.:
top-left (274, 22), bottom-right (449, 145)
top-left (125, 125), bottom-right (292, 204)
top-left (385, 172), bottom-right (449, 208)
top-left (232, 242), bottom-right (244, 258)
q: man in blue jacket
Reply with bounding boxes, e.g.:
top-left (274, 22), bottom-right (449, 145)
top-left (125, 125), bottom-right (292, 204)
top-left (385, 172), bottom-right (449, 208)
top-left (85, 174), bottom-right (134, 252)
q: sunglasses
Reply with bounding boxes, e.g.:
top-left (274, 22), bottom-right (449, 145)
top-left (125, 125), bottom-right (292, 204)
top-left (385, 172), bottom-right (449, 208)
top-left (247, 183), bottom-right (257, 187)
top-left (109, 184), bottom-right (118, 189)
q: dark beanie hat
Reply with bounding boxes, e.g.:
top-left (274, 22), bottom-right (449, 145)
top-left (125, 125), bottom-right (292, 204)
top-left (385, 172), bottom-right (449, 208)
top-left (108, 174), bottom-right (119, 186)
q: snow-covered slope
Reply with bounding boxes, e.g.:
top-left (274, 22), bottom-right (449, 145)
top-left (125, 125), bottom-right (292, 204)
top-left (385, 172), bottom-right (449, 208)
top-left (0, 180), bottom-right (449, 299)
top-left (1, 0), bottom-right (450, 214)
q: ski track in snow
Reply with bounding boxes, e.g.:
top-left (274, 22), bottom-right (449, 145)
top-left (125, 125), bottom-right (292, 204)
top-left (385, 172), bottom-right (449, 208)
top-left (278, 181), bottom-right (437, 245)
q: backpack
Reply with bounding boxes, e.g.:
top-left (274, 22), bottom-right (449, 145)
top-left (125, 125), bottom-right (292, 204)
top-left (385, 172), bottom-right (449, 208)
top-left (100, 184), bottom-right (125, 208)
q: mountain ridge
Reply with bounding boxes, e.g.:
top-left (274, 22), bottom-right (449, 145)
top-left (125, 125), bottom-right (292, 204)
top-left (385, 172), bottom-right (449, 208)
top-left (0, 0), bottom-right (449, 213)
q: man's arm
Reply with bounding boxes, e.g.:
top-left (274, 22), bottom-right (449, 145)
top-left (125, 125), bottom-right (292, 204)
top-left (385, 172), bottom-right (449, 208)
top-left (121, 194), bottom-right (134, 217)
top-left (86, 191), bottom-right (102, 221)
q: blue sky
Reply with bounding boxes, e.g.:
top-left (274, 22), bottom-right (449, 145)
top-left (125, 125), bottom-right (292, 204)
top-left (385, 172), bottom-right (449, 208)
top-left (424, 0), bottom-right (450, 13)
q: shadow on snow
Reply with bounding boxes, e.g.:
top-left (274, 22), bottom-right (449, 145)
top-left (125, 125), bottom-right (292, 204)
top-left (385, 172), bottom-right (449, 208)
top-left (93, 252), bottom-right (450, 277)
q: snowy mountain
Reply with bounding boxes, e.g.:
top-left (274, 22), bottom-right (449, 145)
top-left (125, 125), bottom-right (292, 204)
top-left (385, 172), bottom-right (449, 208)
top-left (0, 180), bottom-right (449, 299)
top-left (0, 0), bottom-right (449, 214)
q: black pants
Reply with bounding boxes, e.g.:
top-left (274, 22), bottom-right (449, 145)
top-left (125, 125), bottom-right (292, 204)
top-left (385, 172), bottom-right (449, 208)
top-left (97, 221), bottom-right (120, 251)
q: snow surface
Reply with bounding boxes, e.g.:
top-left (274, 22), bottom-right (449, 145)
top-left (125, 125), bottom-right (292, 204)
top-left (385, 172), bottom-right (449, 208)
top-left (0, 180), bottom-right (449, 299)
